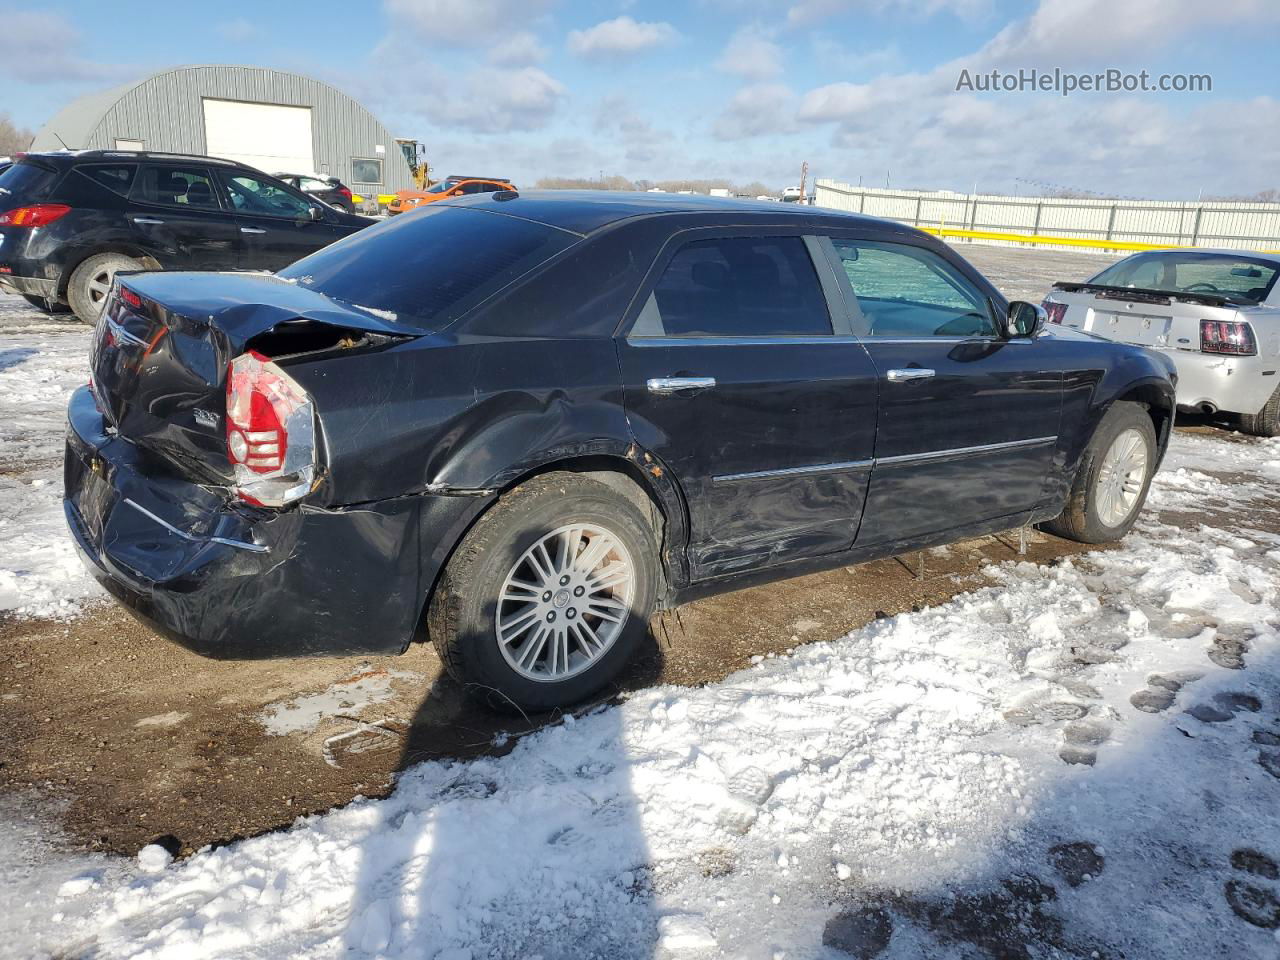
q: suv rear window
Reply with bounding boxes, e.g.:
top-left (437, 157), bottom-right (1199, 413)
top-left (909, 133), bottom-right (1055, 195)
top-left (78, 164), bottom-right (137, 197)
top-left (0, 161), bottom-right (57, 204)
top-left (277, 206), bottom-right (577, 329)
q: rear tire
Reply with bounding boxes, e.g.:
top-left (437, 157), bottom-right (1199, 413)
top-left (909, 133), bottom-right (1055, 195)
top-left (1239, 384), bottom-right (1280, 438)
top-left (21, 294), bottom-right (72, 314)
top-left (67, 253), bottom-right (144, 325)
top-left (1042, 401), bottom-right (1156, 544)
top-left (428, 473), bottom-right (658, 713)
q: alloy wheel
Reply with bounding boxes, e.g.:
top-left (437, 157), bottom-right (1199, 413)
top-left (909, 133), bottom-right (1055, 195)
top-left (495, 523), bottom-right (635, 682)
top-left (1094, 427), bottom-right (1149, 527)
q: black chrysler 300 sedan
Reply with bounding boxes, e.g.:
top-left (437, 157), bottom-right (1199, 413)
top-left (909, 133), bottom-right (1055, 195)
top-left (65, 192), bottom-right (1176, 711)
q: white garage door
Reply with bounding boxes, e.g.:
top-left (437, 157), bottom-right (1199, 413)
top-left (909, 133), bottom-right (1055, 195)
top-left (202, 98), bottom-right (314, 175)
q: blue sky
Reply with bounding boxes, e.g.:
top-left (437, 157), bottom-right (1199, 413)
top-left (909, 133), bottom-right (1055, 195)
top-left (2, 0), bottom-right (1278, 198)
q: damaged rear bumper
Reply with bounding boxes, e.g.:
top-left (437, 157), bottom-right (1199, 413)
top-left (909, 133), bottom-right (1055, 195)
top-left (63, 386), bottom-right (486, 658)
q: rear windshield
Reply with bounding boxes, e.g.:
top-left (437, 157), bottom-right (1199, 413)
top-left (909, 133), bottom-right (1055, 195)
top-left (0, 160), bottom-right (57, 204)
top-left (277, 205), bottom-right (578, 328)
top-left (1090, 252), bottom-right (1280, 304)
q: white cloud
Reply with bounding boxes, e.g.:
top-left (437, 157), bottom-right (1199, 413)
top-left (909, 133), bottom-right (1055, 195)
top-left (567, 16), bottom-right (679, 59)
top-left (383, 0), bottom-right (556, 47)
top-left (433, 66), bottom-right (566, 133)
top-left (487, 31), bottom-right (548, 67)
top-left (975, 0), bottom-right (1280, 65)
top-left (0, 10), bottom-right (135, 83)
top-left (786, 0), bottom-right (991, 27)
top-left (716, 26), bottom-right (785, 81)
top-left (713, 83), bottom-right (796, 140)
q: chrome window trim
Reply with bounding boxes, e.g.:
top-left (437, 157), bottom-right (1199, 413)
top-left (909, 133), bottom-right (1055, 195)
top-left (712, 435), bottom-right (1057, 483)
top-left (122, 498), bottom-right (268, 553)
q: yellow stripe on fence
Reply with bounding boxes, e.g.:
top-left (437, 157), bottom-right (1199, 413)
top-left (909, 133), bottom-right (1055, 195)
top-left (917, 224), bottom-right (1280, 255)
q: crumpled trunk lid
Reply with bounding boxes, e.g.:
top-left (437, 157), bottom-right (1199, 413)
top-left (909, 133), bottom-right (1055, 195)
top-left (89, 271), bottom-right (426, 484)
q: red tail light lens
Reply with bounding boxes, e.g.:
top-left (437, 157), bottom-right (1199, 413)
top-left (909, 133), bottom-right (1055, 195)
top-left (1041, 300), bottom-right (1068, 325)
top-left (1199, 319), bottom-right (1257, 356)
top-left (338, 186), bottom-right (352, 200)
top-left (225, 351), bottom-right (317, 507)
top-left (0, 203), bottom-right (72, 227)
top-left (119, 286), bottom-right (142, 309)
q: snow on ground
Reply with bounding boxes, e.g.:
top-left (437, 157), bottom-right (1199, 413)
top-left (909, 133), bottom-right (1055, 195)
top-left (0, 295), bottom-right (100, 617)
top-left (2, 290), bottom-right (1279, 958)
top-left (4, 432), bottom-right (1276, 957)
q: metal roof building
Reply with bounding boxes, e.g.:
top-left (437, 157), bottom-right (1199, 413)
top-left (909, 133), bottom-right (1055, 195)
top-left (31, 65), bottom-right (414, 198)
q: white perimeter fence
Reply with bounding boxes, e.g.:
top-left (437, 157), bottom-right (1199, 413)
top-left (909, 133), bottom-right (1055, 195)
top-left (814, 179), bottom-right (1280, 253)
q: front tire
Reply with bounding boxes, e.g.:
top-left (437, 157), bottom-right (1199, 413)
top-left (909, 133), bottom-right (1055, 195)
top-left (1042, 401), bottom-right (1156, 544)
top-left (1239, 384), bottom-right (1280, 438)
top-left (428, 473), bottom-right (659, 713)
top-left (67, 253), bottom-right (143, 325)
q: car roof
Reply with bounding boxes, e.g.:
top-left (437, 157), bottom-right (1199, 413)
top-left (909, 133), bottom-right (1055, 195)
top-left (19, 149), bottom-right (243, 167)
top-left (438, 189), bottom-right (902, 237)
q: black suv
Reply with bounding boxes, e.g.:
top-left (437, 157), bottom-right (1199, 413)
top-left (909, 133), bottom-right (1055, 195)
top-left (0, 151), bottom-right (372, 323)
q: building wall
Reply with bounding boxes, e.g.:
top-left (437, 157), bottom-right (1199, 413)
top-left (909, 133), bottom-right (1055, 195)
top-left (70, 66), bottom-right (414, 195)
top-left (814, 179), bottom-right (1280, 253)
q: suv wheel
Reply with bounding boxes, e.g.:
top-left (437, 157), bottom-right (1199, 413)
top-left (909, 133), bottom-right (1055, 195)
top-left (21, 294), bottom-right (72, 314)
top-left (67, 253), bottom-right (143, 325)
top-left (1042, 401), bottom-right (1157, 544)
top-left (1239, 384), bottom-right (1280, 438)
top-left (429, 473), bottom-right (658, 712)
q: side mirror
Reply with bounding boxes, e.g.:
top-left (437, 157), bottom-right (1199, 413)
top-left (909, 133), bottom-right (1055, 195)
top-left (1005, 300), bottom-right (1047, 339)
top-left (307, 204), bottom-right (324, 222)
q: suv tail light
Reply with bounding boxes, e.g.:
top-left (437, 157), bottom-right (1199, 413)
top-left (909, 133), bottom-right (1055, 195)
top-left (0, 203), bottom-right (72, 227)
top-left (1199, 319), bottom-right (1257, 356)
top-left (225, 351), bottom-right (317, 507)
top-left (1042, 300), bottom-right (1068, 325)
top-left (338, 186), bottom-right (353, 200)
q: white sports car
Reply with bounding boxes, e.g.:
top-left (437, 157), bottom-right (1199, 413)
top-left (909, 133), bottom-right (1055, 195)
top-left (1043, 249), bottom-right (1280, 436)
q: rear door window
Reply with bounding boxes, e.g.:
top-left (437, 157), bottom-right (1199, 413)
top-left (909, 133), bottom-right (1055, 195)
top-left (277, 205), bottom-right (578, 329)
top-left (78, 164), bottom-right (137, 197)
top-left (645, 236), bottom-right (832, 337)
top-left (132, 166), bottom-right (222, 210)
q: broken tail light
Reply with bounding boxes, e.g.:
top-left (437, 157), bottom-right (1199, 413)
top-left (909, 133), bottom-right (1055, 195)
top-left (1041, 300), bottom-right (1068, 325)
top-left (0, 203), bottom-right (72, 227)
top-left (1199, 319), bottom-right (1256, 356)
top-left (225, 351), bottom-right (317, 507)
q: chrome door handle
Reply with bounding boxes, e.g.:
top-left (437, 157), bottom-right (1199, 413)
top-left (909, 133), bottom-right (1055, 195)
top-left (647, 376), bottom-right (716, 395)
top-left (240, 227), bottom-right (267, 234)
top-left (886, 368), bottom-right (935, 382)
top-left (132, 217), bottom-right (164, 225)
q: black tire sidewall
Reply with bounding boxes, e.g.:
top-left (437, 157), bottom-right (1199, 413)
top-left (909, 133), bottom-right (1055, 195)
top-left (440, 479), bottom-right (657, 712)
top-left (1079, 404), bottom-right (1157, 541)
top-left (68, 254), bottom-right (141, 325)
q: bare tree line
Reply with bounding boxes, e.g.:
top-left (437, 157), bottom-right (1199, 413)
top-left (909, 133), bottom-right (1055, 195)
top-left (0, 114), bottom-right (35, 156)
top-left (534, 175), bottom-right (779, 196)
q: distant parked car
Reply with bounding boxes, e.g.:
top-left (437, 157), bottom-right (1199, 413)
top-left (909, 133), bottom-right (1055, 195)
top-left (1044, 249), bottom-right (1280, 436)
top-left (0, 151), bottom-right (373, 323)
top-left (66, 192), bottom-right (1175, 712)
top-left (274, 172), bottom-right (357, 214)
top-left (388, 176), bottom-right (515, 214)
